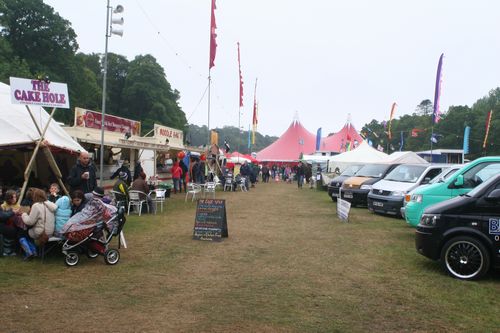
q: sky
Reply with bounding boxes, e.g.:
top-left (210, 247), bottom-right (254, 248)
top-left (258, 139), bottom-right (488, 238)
top-left (42, 0), bottom-right (500, 138)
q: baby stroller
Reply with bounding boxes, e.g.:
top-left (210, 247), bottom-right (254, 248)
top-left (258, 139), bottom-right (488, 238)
top-left (61, 205), bottom-right (126, 266)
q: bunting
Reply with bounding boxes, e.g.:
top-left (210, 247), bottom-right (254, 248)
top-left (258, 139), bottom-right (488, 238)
top-left (483, 110), bottom-right (493, 149)
top-left (237, 42), bottom-right (244, 107)
top-left (209, 0), bottom-right (217, 69)
top-left (433, 53), bottom-right (444, 124)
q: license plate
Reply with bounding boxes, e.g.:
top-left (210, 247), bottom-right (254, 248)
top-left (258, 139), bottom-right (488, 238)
top-left (331, 193), bottom-right (338, 197)
top-left (373, 201), bottom-right (383, 207)
top-left (344, 192), bottom-right (353, 199)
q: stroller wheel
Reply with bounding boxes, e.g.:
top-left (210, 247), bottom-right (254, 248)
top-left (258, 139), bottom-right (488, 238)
top-left (86, 249), bottom-right (99, 259)
top-left (104, 249), bottom-right (120, 265)
top-left (65, 251), bottom-right (80, 266)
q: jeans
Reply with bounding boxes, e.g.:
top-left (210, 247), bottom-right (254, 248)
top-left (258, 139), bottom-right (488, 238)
top-left (173, 178), bottom-right (181, 193)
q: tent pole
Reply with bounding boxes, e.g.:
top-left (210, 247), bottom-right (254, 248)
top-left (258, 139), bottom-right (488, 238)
top-left (19, 107), bottom-right (57, 204)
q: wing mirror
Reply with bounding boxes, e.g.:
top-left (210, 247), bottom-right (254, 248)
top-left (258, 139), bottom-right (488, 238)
top-left (421, 177), bottom-right (431, 185)
top-left (485, 189), bottom-right (500, 201)
top-left (453, 175), bottom-right (464, 187)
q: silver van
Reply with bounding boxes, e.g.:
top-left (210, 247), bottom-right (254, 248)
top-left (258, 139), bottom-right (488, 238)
top-left (367, 164), bottom-right (450, 216)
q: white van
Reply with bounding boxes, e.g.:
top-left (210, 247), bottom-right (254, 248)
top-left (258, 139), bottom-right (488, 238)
top-left (367, 164), bottom-right (450, 216)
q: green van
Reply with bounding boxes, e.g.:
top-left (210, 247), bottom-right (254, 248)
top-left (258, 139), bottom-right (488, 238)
top-left (405, 156), bottom-right (500, 227)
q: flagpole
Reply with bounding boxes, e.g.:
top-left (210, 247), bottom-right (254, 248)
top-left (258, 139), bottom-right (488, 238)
top-left (207, 70), bottom-right (211, 147)
top-left (430, 124), bottom-right (434, 162)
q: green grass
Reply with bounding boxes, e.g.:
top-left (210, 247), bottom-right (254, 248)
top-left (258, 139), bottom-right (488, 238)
top-left (0, 183), bottom-right (499, 332)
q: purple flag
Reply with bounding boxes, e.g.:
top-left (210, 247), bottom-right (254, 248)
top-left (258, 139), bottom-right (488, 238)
top-left (433, 53), bottom-right (444, 124)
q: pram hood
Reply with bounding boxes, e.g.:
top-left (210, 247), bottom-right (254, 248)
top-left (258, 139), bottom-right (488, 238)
top-left (61, 198), bottom-right (117, 234)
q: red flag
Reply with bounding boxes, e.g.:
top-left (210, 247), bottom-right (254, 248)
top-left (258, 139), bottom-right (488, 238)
top-left (209, 0), bottom-right (217, 69)
top-left (411, 128), bottom-right (423, 137)
top-left (483, 110), bottom-right (493, 149)
top-left (238, 42), bottom-right (244, 107)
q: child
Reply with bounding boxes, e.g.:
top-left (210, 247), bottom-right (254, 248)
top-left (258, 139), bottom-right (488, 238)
top-left (54, 196), bottom-right (72, 236)
top-left (48, 183), bottom-right (61, 203)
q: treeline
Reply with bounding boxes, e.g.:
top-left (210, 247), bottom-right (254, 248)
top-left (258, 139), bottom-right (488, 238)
top-left (186, 124), bottom-right (278, 154)
top-left (0, 0), bottom-right (186, 134)
top-left (361, 91), bottom-right (500, 160)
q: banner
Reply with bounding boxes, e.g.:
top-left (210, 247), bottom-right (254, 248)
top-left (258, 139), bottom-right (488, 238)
top-left (154, 123), bottom-right (184, 149)
top-left (387, 102), bottom-right (397, 139)
top-left (10, 77), bottom-right (70, 109)
top-left (237, 42), bottom-right (244, 107)
top-left (252, 78), bottom-right (258, 144)
top-left (483, 110), bottom-right (493, 149)
top-left (209, 0), bottom-right (217, 69)
top-left (463, 126), bottom-right (470, 154)
top-left (433, 53), bottom-right (444, 124)
top-left (75, 107), bottom-right (141, 135)
top-left (316, 127), bottom-right (322, 151)
top-left (399, 131), bottom-right (404, 151)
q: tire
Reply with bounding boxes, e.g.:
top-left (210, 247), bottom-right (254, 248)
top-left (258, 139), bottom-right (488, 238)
top-left (87, 249), bottom-right (99, 259)
top-left (104, 249), bottom-right (120, 265)
top-left (65, 251), bottom-right (80, 267)
top-left (440, 236), bottom-right (490, 280)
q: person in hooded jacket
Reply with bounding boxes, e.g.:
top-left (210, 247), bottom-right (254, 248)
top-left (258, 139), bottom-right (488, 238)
top-left (67, 152), bottom-right (97, 194)
top-left (54, 196), bottom-right (72, 236)
top-left (21, 188), bottom-right (57, 241)
top-left (112, 171), bottom-right (129, 205)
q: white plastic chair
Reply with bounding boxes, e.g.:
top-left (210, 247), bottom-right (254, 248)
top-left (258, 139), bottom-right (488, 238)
top-left (149, 189), bottom-right (166, 213)
top-left (238, 177), bottom-right (248, 192)
top-left (224, 177), bottom-right (233, 192)
top-left (128, 190), bottom-right (149, 216)
top-left (185, 183), bottom-right (202, 202)
top-left (204, 182), bottom-right (216, 198)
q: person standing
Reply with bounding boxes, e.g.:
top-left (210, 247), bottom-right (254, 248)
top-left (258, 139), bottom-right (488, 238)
top-left (67, 152), bottom-right (97, 194)
top-left (133, 160), bottom-right (143, 181)
top-left (296, 162), bottom-right (305, 189)
top-left (171, 160), bottom-right (182, 194)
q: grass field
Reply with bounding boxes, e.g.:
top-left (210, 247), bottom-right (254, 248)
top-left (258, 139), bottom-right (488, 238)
top-left (0, 182), bottom-right (499, 332)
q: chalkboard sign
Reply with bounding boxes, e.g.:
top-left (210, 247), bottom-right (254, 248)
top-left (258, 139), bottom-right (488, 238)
top-left (193, 199), bottom-right (228, 241)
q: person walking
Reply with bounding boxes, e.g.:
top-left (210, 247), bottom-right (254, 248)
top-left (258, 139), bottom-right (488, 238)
top-left (296, 162), bottom-right (305, 189)
top-left (67, 152), bottom-right (97, 194)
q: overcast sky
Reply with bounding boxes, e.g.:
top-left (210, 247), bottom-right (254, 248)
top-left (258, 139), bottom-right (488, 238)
top-left (43, 0), bottom-right (500, 137)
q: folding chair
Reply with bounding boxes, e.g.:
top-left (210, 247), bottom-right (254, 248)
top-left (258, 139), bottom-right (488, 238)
top-left (238, 177), bottom-right (248, 192)
top-left (185, 183), bottom-right (202, 202)
top-left (204, 182), bottom-right (216, 198)
top-left (149, 189), bottom-right (166, 213)
top-left (40, 236), bottom-right (63, 263)
top-left (224, 177), bottom-right (233, 192)
top-left (128, 190), bottom-right (149, 216)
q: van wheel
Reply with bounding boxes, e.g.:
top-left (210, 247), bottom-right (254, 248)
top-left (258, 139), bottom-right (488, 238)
top-left (440, 236), bottom-right (490, 280)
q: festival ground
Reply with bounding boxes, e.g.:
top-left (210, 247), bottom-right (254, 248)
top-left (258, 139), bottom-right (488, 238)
top-left (0, 182), bottom-right (499, 332)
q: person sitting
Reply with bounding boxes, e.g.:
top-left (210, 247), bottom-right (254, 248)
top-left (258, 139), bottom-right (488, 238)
top-left (131, 171), bottom-right (154, 213)
top-left (1, 190), bottom-right (20, 211)
top-left (112, 171), bottom-right (129, 206)
top-left (48, 183), bottom-right (62, 203)
top-left (54, 196), bottom-right (72, 237)
top-left (70, 190), bottom-right (87, 217)
top-left (20, 188), bottom-right (57, 258)
top-left (110, 160), bottom-right (132, 186)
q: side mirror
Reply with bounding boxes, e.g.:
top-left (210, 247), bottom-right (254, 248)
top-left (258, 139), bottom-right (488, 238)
top-left (421, 177), bottom-right (431, 185)
top-left (485, 189), bottom-right (500, 201)
top-left (453, 175), bottom-right (464, 187)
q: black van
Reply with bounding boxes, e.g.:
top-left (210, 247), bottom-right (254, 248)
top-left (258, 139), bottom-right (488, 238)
top-left (415, 174), bottom-right (500, 280)
top-left (327, 164), bottom-right (363, 201)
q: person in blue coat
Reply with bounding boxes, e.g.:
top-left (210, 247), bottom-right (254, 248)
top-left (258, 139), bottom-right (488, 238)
top-left (55, 196), bottom-right (72, 236)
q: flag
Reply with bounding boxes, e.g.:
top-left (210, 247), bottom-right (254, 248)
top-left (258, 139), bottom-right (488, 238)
top-left (210, 130), bottom-right (218, 145)
top-left (316, 127), bottom-right (322, 151)
top-left (209, 0), bottom-right (217, 69)
top-left (368, 139), bottom-right (373, 146)
top-left (388, 102), bottom-right (397, 139)
top-left (483, 110), bottom-right (493, 149)
top-left (224, 140), bottom-right (231, 153)
top-left (252, 78), bottom-right (258, 144)
top-left (411, 128), bottom-right (423, 137)
top-left (463, 126), bottom-right (471, 154)
top-left (237, 42), bottom-right (244, 107)
top-left (433, 53), bottom-right (444, 124)
top-left (377, 144), bottom-right (384, 152)
top-left (399, 131), bottom-right (404, 151)
top-left (430, 133), bottom-right (442, 144)
top-left (247, 125), bottom-right (251, 149)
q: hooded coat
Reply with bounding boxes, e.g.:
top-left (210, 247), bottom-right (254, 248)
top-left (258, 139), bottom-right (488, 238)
top-left (55, 196), bottom-right (72, 234)
top-left (22, 201), bottom-right (58, 239)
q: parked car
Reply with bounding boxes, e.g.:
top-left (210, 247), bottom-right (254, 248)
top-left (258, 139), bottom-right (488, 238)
top-left (367, 164), bottom-right (448, 216)
top-left (340, 163), bottom-right (399, 206)
top-left (400, 165), bottom-right (462, 218)
top-left (405, 156), bottom-right (500, 227)
top-left (327, 164), bottom-right (363, 201)
top-left (415, 173), bottom-right (500, 280)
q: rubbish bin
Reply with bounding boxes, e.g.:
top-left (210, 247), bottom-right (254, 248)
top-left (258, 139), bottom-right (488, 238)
top-left (158, 182), bottom-right (172, 198)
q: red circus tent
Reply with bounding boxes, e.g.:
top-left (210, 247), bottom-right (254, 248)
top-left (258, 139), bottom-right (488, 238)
top-left (257, 120), bottom-right (316, 162)
top-left (320, 122), bottom-right (363, 152)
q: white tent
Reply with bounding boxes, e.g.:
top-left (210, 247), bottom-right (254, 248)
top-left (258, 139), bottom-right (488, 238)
top-left (386, 151), bottom-right (428, 164)
top-left (327, 141), bottom-right (388, 173)
top-left (0, 82), bottom-right (84, 152)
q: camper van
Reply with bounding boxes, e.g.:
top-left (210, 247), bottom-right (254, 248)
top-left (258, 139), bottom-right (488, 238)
top-left (367, 164), bottom-right (449, 216)
top-left (405, 156), bottom-right (500, 227)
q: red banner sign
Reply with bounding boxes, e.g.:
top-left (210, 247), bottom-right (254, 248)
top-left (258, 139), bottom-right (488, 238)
top-left (75, 107), bottom-right (141, 136)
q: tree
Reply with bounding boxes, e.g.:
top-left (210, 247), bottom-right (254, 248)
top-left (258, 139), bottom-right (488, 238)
top-left (0, 36), bottom-right (31, 82)
top-left (415, 99), bottom-right (433, 116)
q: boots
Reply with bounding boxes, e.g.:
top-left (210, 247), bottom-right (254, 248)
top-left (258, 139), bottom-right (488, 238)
top-left (27, 239), bottom-right (38, 257)
top-left (19, 237), bottom-right (34, 260)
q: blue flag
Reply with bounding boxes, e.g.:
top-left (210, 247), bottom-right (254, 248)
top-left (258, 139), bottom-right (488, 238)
top-left (463, 126), bottom-right (470, 154)
top-left (399, 131), bottom-right (404, 151)
top-left (316, 127), bottom-right (322, 151)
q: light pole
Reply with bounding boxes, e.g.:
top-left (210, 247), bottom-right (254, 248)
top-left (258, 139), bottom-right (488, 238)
top-left (99, 1), bottom-right (124, 186)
